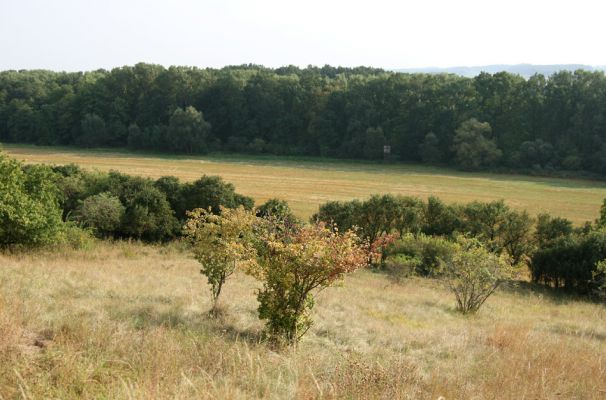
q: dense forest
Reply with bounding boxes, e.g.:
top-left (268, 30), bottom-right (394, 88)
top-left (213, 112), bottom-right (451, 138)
top-left (2, 63), bottom-right (606, 175)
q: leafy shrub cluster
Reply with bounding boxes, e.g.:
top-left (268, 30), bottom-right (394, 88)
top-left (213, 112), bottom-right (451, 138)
top-left (0, 151), bottom-right (253, 247)
top-left (530, 228), bottom-right (606, 293)
top-left (315, 194), bottom-right (606, 303)
top-left (527, 202), bottom-right (606, 295)
top-left (385, 234), bottom-right (456, 277)
top-left (0, 154), bottom-right (64, 247)
top-left (314, 195), bottom-right (533, 267)
top-left (185, 204), bottom-right (368, 345)
top-left (51, 164), bottom-right (253, 241)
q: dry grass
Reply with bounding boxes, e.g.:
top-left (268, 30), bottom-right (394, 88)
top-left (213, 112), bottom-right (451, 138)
top-left (1, 241), bottom-right (605, 399)
top-left (4, 144), bottom-right (606, 224)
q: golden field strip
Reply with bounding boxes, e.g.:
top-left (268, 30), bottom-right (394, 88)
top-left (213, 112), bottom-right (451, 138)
top-left (4, 144), bottom-right (606, 224)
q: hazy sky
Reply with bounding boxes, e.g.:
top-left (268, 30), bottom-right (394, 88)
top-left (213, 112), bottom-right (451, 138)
top-left (1, 0), bottom-right (605, 71)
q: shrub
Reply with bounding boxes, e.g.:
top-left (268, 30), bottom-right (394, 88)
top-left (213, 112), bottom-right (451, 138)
top-left (313, 195), bottom-right (425, 242)
top-left (461, 200), bottom-right (534, 264)
top-left (154, 176), bottom-right (186, 219)
top-left (384, 254), bottom-right (421, 284)
top-left (369, 232), bottom-right (399, 267)
top-left (388, 234), bottom-right (456, 277)
top-left (107, 172), bottom-right (180, 241)
top-left (498, 209), bottom-right (535, 265)
top-left (422, 196), bottom-right (462, 236)
top-left (76, 192), bottom-right (125, 237)
top-left (57, 222), bottom-right (95, 250)
top-left (442, 237), bottom-right (515, 314)
top-left (248, 221), bottom-right (368, 345)
top-left (183, 206), bottom-right (258, 312)
top-left (534, 213), bottom-right (573, 247)
top-left (181, 176), bottom-right (255, 217)
top-left (592, 260), bottom-right (606, 301)
top-left (0, 155), bottom-right (64, 247)
top-left (256, 198), bottom-right (299, 226)
top-left (530, 230), bottom-right (606, 292)
top-left (312, 200), bottom-right (361, 232)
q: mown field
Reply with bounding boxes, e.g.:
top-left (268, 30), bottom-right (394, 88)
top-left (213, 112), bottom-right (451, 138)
top-left (1, 242), bottom-right (605, 399)
top-left (4, 144), bottom-right (606, 224)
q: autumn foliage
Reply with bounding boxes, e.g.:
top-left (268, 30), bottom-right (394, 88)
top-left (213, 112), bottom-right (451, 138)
top-left (248, 221), bottom-right (369, 345)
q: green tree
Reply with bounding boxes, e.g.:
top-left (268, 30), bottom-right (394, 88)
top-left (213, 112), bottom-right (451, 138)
top-left (362, 127), bottom-right (385, 160)
top-left (167, 106), bottom-right (211, 154)
top-left (154, 176), bottom-right (185, 219)
top-left (77, 113), bottom-right (107, 147)
top-left (422, 196), bottom-right (462, 236)
top-left (596, 199), bottom-right (606, 229)
top-left (442, 237), bottom-right (515, 314)
top-left (184, 206), bottom-right (258, 312)
top-left (499, 209), bottom-right (534, 265)
top-left (592, 260), bottom-right (606, 301)
top-left (452, 118), bottom-right (502, 170)
top-left (107, 172), bottom-right (179, 241)
top-left (0, 154), bottom-right (63, 246)
top-left (419, 132), bottom-right (442, 164)
top-left (76, 192), bottom-right (125, 237)
top-left (256, 198), bottom-right (299, 225)
top-left (535, 213), bottom-right (573, 247)
top-left (181, 175), bottom-right (254, 218)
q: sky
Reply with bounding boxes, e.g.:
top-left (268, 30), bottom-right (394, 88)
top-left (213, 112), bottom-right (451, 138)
top-left (1, 0), bottom-right (605, 71)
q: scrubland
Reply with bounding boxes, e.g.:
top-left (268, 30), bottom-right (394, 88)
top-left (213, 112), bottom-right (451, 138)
top-left (1, 241), bottom-right (604, 399)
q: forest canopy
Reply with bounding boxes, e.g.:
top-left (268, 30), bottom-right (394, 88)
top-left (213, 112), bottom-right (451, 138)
top-left (2, 64), bottom-right (606, 175)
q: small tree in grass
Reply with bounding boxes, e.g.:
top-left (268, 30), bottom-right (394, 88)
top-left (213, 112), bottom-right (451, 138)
top-left (248, 221), bottom-right (368, 345)
top-left (183, 206), bottom-right (257, 313)
top-left (442, 237), bottom-right (515, 314)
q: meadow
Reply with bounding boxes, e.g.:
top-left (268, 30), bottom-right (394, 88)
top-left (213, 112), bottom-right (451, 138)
top-left (4, 144), bottom-right (606, 224)
top-left (1, 242), bottom-right (605, 399)
top-left (2, 144), bottom-right (606, 399)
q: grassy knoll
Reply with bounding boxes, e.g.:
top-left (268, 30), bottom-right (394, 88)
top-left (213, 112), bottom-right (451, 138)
top-left (4, 144), bottom-right (606, 224)
top-left (1, 241), bottom-right (604, 399)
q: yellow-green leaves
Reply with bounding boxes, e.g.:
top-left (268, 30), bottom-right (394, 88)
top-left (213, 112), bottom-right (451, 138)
top-left (183, 206), bottom-right (258, 309)
top-left (442, 237), bottom-right (515, 314)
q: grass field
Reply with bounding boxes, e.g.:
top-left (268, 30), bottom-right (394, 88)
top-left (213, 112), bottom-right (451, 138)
top-left (4, 144), bottom-right (606, 224)
top-left (1, 242), bottom-right (605, 399)
top-left (2, 144), bottom-right (606, 398)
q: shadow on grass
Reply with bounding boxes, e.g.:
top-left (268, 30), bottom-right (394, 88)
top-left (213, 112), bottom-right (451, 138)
top-left (108, 303), bottom-right (265, 345)
top-left (500, 280), bottom-right (596, 305)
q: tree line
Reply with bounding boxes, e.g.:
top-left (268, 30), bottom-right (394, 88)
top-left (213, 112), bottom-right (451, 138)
top-left (2, 64), bottom-right (606, 175)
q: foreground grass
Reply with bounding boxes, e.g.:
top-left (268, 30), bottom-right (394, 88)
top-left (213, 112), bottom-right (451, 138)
top-left (4, 144), bottom-right (606, 224)
top-left (1, 241), bottom-right (605, 399)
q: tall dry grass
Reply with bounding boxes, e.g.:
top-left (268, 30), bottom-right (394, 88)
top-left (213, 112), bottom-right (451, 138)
top-left (1, 241), bottom-right (605, 399)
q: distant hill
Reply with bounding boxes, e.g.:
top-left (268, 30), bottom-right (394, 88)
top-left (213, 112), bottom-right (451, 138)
top-left (394, 64), bottom-right (606, 78)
